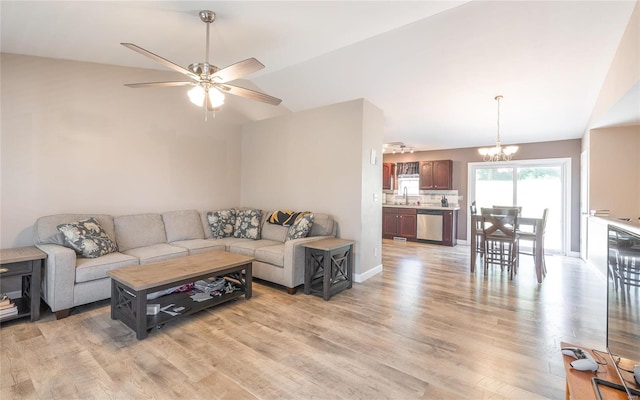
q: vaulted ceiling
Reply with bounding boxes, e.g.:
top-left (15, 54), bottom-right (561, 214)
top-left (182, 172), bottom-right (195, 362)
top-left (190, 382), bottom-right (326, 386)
top-left (2, 1), bottom-right (637, 151)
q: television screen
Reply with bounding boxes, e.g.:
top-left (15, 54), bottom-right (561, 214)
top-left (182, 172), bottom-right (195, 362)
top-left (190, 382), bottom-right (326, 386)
top-left (606, 225), bottom-right (640, 398)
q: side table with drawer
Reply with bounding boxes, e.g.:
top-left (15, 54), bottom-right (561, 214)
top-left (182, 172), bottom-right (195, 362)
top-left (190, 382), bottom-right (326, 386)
top-left (0, 246), bottom-right (46, 322)
top-left (303, 238), bottom-right (354, 300)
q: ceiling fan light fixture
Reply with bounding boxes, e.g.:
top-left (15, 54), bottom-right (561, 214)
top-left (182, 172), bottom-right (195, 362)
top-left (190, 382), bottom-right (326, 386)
top-left (208, 87), bottom-right (225, 108)
top-left (188, 85), bottom-right (206, 106)
top-left (122, 9), bottom-right (281, 117)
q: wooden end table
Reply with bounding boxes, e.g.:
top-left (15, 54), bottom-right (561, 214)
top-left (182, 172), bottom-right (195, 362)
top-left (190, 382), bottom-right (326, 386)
top-left (0, 246), bottom-right (46, 322)
top-left (107, 251), bottom-right (253, 340)
top-left (303, 238), bottom-right (354, 300)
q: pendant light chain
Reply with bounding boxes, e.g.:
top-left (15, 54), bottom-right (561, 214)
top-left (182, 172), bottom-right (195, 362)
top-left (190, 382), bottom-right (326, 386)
top-left (478, 94), bottom-right (518, 162)
top-left (495, 95), bottom-right (502, 146)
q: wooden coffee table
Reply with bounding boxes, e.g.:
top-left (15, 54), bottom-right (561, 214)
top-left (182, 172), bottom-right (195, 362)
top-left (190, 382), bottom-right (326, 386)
top-left (107, 251), bottom-right (253, 339)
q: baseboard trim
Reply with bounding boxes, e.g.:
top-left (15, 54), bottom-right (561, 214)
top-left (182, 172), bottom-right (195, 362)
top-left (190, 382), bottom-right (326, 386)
top-left (354, 264), bottom-right (383, 283)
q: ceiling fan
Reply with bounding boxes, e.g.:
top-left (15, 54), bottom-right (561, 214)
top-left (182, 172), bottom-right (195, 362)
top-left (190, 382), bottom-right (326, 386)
top-left (121, 10), bottom-right (282, 113)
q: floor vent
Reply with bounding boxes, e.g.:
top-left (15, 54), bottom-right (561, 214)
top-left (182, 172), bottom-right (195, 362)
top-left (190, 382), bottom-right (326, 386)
top-left (393, 237), bottom-right (407, 242)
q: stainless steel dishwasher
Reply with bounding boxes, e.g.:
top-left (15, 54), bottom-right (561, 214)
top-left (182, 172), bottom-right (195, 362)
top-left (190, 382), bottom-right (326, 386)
top-left (416, 209), bottom-right (443, 242)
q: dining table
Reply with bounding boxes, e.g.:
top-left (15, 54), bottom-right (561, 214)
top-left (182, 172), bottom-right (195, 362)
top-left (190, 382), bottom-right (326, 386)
top-left (470, 214), bottom-right (546, 283)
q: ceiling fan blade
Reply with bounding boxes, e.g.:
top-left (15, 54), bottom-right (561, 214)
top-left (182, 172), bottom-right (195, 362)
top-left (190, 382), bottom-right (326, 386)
top-left (217, 84), bottom-right (281, 105)
top-left (121, 43), bottom-right (200, 81)
top-left (212, 58), bottom-right (265, 83)
top-left (124, 81), bottom-right (194, 88)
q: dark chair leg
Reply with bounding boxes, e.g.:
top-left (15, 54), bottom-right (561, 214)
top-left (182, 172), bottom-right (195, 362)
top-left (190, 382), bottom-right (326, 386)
top-left (55, 309), bottom-right (71, 319)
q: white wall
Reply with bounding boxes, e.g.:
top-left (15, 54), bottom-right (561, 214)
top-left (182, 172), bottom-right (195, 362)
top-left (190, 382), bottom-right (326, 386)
top-left (1, 54), bottom-right (244, 247)
top-left (359, 101), bottom-right (384, 279)
top-left (240, 99), bottom-right (384, 279)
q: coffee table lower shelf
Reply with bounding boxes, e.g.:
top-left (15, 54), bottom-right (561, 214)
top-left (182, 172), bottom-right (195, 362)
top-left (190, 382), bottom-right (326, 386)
top-left (110, 264), bottom-right (251, 340)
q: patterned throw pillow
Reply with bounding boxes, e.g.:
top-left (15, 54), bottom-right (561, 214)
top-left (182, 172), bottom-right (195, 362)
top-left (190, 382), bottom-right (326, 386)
top-left (287, 213), bottom-right (314, 240)
top-left (207, 209), bottom-right (236, 239)
top-left (57, 217), bottom-right (118, 258)
top-left (233, 209), bottom-right (262, 239)
top-left (268, 210), bottom-right (301, 226)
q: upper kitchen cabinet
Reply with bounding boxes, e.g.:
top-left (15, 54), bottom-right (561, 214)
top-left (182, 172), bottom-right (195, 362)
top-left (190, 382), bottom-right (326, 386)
top-left (419, 160), bottom-right (453, 190)
top-left (382, 162), bottom-right (394, 190)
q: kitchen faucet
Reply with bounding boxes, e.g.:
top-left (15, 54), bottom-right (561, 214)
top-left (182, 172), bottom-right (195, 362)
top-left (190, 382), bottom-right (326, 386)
top-left (403, 186), bottom-right (408, 205)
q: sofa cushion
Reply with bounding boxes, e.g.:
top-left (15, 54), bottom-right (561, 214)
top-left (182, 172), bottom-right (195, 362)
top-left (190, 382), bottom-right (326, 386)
top-left (254, 244), bottom-right (285, 267)
top-left (75, 252), bottom-right (139, 283)
top-left (261, 222), bottom-right (289, 243)
top-left (205, 237), bottom-right (252, 250)
top-left (57, 217), bottom-right (118, 258)
top-left (35, 214), bottom-right (115, 246)
top-left (122, 243), bottom-right (188, 264)
top-left (171, 239), bottom-right (226, 255)
top-left (163, 210), bottom-right (205, 242)
top-left (287, 213), bottom-right (314, 240)
top-left (233, 209), bottom-right (262, 239)
top-left (309, 213), bottom-right (335, 237)
top-left (228, 239), bottom-right (281, 257)
top-left (114, 214), bottom-right (167, 252)
top-left (207, 209), bottom-right (237, 239)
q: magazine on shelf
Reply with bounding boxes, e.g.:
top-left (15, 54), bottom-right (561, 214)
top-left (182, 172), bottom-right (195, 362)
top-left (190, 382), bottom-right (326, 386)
top-left (0, 293), bottom-right (17, 316)
top-left (0, 306), bottom-right (18, 317)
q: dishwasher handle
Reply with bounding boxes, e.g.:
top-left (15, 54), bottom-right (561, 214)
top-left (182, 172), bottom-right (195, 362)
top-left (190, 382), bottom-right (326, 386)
top-left (417, 209), bottom-right (443, 215)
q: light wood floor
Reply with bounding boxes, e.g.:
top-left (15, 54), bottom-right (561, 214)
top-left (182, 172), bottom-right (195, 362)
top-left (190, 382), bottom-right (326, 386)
top-left (1, 240), bottom-right (607, 399)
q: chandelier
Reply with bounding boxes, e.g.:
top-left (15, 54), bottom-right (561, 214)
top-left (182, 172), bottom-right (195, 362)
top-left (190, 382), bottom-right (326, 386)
top-left (478, 95), bottom-right (518, 162)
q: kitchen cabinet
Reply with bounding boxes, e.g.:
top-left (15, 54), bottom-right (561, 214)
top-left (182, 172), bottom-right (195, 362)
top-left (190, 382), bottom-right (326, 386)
top-left (442, 210), bottom-right (458, 247)
top-left (383, 206), bottom-right (458, 246)
top-left (382, 207), bottom-right (416, 239)
top-left (382, 162), bottom-right (394, 190)
top-left (419, 160), bottom-right (452, 190)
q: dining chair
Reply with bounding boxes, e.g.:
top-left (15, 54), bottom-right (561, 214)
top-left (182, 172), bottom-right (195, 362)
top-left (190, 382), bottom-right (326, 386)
top-left (518, 208), bottom-right (549, 275)
top-left (470, 201), bottom-right (484, 259)
top-left (481, 207), bottom-right (519, 279)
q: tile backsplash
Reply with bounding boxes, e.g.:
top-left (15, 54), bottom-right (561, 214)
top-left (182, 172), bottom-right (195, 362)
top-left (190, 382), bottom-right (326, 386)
top-left (384, 190), bottom-right (461, 206)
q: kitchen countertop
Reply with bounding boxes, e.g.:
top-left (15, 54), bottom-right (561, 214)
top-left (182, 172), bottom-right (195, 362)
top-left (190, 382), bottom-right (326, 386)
top-left (589, 215), bottom-right (640, 236)
top-left (382, 204), bottom-right (460, 211)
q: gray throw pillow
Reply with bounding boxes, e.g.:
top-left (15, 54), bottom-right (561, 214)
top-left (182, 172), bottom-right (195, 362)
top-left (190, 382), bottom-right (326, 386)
top-left (233, 209), bottom-right (262, 239)
top-left (57, 217), bottom-right (118, 258)
top-left (287, 213), bottom-right (314, 240)
top-left (207, 209), bottom-right (236, 239)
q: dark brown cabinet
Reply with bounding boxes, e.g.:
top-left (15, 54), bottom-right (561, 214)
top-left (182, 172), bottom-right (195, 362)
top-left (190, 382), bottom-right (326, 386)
top-left (419, 160), bottom-right (453, 190)
top-left (382, 207), bottom-right (416, 239)
top-left (382, 162), bottom-right (394, 190)
top-left (442, 210), bottom-right (458, 247)
top-left (383, 207), bottom-right (457, 246)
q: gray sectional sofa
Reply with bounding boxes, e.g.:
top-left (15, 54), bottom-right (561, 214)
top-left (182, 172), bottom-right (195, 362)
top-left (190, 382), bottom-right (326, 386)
top-left (34, 209), bottom-right (337, 318)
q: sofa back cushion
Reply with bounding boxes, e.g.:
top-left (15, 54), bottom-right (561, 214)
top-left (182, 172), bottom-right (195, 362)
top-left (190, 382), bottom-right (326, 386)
top-left (309, 213), bottom-right (337, 237)
top-left (162, 210), bottom-right (204, 242)
top-left (201, 211), bottom-right (213, 239)
top-left (261, 220), bottom-right (289, 242)
top-left (34, 214), bottom-right (115, 246)
top-left (114, 214), bottom-right (167, 252)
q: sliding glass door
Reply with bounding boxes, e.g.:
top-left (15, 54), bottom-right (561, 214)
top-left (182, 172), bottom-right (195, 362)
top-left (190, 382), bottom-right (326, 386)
top-left (469, 158), bottom-right (570, 255)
